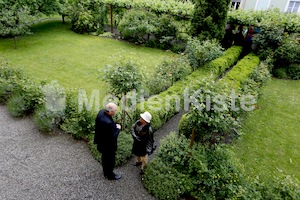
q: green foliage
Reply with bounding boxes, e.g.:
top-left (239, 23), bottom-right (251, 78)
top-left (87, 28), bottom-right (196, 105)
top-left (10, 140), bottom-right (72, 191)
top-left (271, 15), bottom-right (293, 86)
top-left (228, 9), bottom-right (300, 33)
top-left (221, 53), bottom-right (261, 88)
top-left (136, 46), bottom-right (242, 131)
top-left (143, 133), bottom-right (195, 200)
top-left (0, 0), bottom-right (60, 46)
top-left (88, 131), bottom-right (133, 167)
top-left (115, 132), bottom-right (134, 166)
top-left (34, 81), bottom-right (67, 132)
top-left (146, 57), bottom-right (191, 95)
top-left (118, 10), bottom-right (156, 43)
top-left (7, 93), bottom-right (27, 117)
top-left (66, 0), bottom-right (107, 34)
top-left (34, 106), bottom-right (65, 132)
top-left (273, 35), bottom-right (300, 67)
top-left (6, 79), bottom-right (44, 117)
top-left (273, 68), bottom-right (288, 79)
top-left (101, 61), bottom-right (141, 96)
top-left (0, 80), bottom-right (15, 104)
top-left (256, 176), bottom-right (300, 199)
top-left (145, 14), bottom-right (179, 50)
top-left (143, 158), bottom-right (194, 200)
top-left (185, 80), bottom-right (242, 143)
top-left (144, 133), bottom-right (249, 199)
top-left (252, 26), bottom-right (284, 60)
top-left (179, 54), bottom-right (262, 143)
top-left (0, 65), bottom-right (26, 103)
top-left (191, 0), bottom-right (231, 40)
top-left (185, 38), bottom-right (224, 70)
top-left (61, 94), bottom-right (96, 140)
top-left (240, 60), bottom-right (272, 98)
top-left (287, 63), bottom-right (300, 80)
top-left (99, 0), bottom-right (194, 18)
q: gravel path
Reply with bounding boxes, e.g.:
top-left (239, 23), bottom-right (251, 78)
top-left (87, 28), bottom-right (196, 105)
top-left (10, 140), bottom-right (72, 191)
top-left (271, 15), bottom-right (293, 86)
top-left (0, 105), bottom-right (184, 200)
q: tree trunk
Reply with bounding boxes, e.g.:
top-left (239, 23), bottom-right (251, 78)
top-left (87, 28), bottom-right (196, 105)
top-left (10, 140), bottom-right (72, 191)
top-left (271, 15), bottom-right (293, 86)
top-left (13, 36), bottom-right (17, 49)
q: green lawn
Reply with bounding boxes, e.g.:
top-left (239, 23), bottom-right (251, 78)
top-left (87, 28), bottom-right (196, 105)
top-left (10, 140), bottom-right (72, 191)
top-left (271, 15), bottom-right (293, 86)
top-left (0, 20), bottom-right (176, 98)
top-left (232, 78), bottom-right (300, 182)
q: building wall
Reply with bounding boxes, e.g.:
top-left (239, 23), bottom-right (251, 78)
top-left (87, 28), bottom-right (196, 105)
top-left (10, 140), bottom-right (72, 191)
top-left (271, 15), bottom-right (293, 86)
top-left (269, 0), bottom-right (288, 12)
top-left (241, 0), bottom-right (289, 12)
top-left (243, 0), bottom-right (257, 10)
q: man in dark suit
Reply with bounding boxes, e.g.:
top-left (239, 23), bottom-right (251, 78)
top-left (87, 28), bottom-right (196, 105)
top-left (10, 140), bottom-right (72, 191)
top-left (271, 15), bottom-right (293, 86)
top-left (94, 102), bottom-right (122, 180)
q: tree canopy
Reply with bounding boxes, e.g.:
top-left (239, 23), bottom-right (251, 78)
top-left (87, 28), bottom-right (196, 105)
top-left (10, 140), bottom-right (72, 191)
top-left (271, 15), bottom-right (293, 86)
top-left (0, 0), bottom-right (60, 40)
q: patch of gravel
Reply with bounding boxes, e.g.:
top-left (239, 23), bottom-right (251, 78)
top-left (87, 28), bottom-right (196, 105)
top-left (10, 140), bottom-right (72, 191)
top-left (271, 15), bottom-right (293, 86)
top-left (0, 105), bottom-right (156, 200)
top-left (0, 104), bottom-right (185, 200)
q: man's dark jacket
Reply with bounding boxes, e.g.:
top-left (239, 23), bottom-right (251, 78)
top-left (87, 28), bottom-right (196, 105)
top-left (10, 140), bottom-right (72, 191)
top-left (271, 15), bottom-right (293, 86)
top-left (94, 109), bottom-right (120, 153)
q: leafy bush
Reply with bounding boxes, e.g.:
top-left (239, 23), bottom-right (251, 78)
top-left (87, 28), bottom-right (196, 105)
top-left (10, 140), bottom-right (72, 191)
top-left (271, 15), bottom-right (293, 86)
top-left (182, 80), bottom-right (242, 143)
top-left (7, 93), bottom-right (27, 117)
top-left (191, 0), bottom-right (231, 40)
top-left (287, 63), bottom-right (300, 80)
top-left (185, 38), bottom-right (224, 70)
top-left (143, 133), bottom-right (249, 199)
top-left (0, 80), bottom-right (17, 104)
top-left (61, 94), bottom-right (96, 140)
top-left (143, 158), bottom-right (194, 200)
top-left (145, 14), bottom-right (178, 50)
top-left (240, 60), bottom-right (271, 99)
top-left (0, 65), bottom-right (26, 103)
top-left (146, 57), bottom-right (191, 95)
top-left (143, 133), bottom-right (195, 199)
top-left (273, 35), bottom-right (300, 67)
top-left (34, 106), bottom-right (65, 132)
top-left (66, 0), bottom-right (107, 34)
top-left (118, 10), bottom-right (156, 43)
top-left (136, 46), bottom-right (242, 131)
top-left (6, 80), bottom-right (44, 117)
top-left (273, 68), bottom-right (288, 79)
top-left (252, 25), bottom-right (285, 60)
top-left (33, 80), bottom-right (67, 132)
top-left (101, 61), bottom-right (141, 97)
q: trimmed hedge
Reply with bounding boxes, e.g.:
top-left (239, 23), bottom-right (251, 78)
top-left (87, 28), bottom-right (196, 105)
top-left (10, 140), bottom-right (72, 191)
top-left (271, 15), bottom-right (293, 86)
top-left (178, 53), bottom-right (261, 142)
top-left (220, 53), bottom-right (261, 88)
top-left (135, 46), bottom-right (243, 131)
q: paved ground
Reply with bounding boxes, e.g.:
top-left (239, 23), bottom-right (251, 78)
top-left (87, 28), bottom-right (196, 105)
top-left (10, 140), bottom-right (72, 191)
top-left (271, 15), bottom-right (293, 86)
top-left (0, 105), bottom-right (184, 200)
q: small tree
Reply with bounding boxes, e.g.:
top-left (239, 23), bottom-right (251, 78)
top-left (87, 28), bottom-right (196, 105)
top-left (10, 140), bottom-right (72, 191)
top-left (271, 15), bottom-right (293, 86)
top-left (191, 0), bottom-right (231, 40)
top-left (0, 6), bottom-right (33, 48)
top-left (0, 0), bottom-right (60, 48)
top-left (100, 61), bottom-right (141, 128)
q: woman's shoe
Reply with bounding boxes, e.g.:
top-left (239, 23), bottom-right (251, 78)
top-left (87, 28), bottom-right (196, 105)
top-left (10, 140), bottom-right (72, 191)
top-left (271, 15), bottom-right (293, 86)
top-left (134, 162), bottom-right (142, 166)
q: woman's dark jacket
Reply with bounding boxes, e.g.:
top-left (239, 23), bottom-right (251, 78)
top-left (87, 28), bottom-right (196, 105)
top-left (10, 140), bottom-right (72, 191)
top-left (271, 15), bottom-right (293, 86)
top-left (94, 109), bottom-right (120, 153)
top-left (131, 120), bottom-right (153, 157)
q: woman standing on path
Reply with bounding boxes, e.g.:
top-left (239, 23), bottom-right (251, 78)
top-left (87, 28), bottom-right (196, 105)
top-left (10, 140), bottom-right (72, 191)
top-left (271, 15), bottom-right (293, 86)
top-left (131, 112), bottom-right (154, 175)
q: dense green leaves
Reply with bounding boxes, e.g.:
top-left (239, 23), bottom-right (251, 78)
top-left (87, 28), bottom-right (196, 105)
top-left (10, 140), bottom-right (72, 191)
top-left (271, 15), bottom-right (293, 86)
top-left (191, 0), bottom-right (231, 40)
top-left (0, 0), bottom-right (60, 47)
top-left (101, 61), bottom-right (141, 96)
top-left (99, 0), bottom-right (194, 18)
top-left (65, 0), bottom-right (107, 34)
top-left (185, 38), bottom-right (224, 70)
top-left (228, 9), bottom-right (300, 33)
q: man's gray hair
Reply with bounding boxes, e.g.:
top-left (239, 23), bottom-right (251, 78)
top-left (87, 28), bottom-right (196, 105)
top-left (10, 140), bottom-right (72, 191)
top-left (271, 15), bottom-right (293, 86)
top-left (105, 102), bottom-right (117, 112)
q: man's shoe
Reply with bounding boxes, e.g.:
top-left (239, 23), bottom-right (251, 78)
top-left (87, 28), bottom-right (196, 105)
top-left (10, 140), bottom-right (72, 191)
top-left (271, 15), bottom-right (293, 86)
top-left (106, 173), bottom-right (122, 180)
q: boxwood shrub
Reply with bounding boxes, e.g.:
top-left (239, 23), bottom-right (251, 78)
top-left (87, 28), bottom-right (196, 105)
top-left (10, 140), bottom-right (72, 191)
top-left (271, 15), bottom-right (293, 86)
top-left (135, 46), bottom-right (242, 131)
top-left (178, 54), bottom-right (261, 143)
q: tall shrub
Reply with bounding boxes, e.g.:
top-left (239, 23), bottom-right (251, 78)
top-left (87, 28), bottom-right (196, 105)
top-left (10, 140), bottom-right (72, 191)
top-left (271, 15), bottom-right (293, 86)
top-left (66, 0), bottom-right (107, 34)
top-left (185, 38), bottom-right (224, 70)
top-left (191, 0), bottom-right (231, 40)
